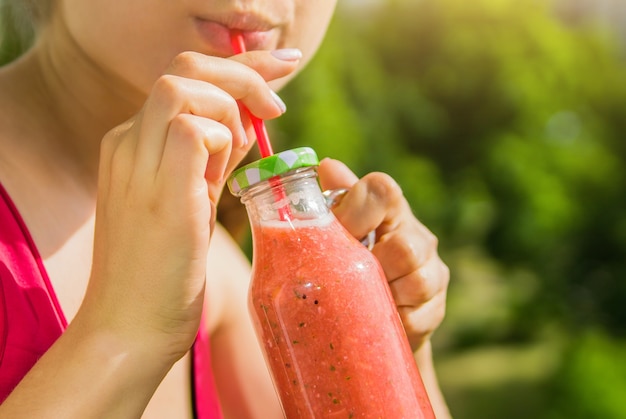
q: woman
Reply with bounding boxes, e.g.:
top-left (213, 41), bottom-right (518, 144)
top-left (0, 0), bottom-right (451, 417)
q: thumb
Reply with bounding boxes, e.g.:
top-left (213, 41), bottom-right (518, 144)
top-left (318, 158), bottom-right (360, 191)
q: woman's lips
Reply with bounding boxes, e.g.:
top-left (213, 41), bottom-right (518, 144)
top-left (194, 18), bottom-right (277, 55)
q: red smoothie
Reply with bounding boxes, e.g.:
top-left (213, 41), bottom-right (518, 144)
top-left (249, 215), bottom-right (435, 418)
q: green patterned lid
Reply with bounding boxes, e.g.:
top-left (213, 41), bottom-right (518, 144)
top-left (227, 147), bottom-right (319, 195)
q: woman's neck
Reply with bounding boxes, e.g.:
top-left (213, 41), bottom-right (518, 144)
top-left (2, 15), bottom-right (147, 175)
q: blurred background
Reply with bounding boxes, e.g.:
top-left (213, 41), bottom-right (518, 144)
top-left (269, 0), bottom-right (626, 417)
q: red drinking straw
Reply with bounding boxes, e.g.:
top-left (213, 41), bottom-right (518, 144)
top-left (230, 30), bottom-right (274, 158)
top-left (230, 30), bottom-right (291, 220)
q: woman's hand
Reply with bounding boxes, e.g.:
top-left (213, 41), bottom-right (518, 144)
top-left (80, 50), bottom-right (300, 363)
top-left (318, 158), bottom-right (449, 352)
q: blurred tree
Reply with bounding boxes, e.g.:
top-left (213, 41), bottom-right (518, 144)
top-left (548, 330), bottom-right (626, 419)
top-left (0, 0), bottom-right (35, 65)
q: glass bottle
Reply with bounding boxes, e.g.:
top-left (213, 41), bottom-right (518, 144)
top-left (227, 147), bottom-right (435, 418)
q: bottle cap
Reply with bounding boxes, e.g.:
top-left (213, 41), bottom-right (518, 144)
top-left (227, 147), bottom-right (319, 195)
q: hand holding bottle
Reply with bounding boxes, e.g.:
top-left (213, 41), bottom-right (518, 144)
top-left (317, 157), bottom-right (450, 352)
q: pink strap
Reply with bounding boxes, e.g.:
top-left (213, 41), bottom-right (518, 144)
top-left (192, 304), bottom-right (224, 419)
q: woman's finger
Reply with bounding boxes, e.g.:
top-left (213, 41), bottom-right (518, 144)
top-left (332, 171), bottom-right (407, 242)
top-left (156, 112), bottom-right (232, 200)
top-left (317, 157), bottom-right (359, 191)
top-left (372, 223), bottom-right (437, 280)
top-left (398, 292), bottom-right (448, 350)
top-left (133, 75), bottom-right (245, 179)
top-left (166, 50), bottom-right (296, 119)
top-left (385, 257), bottom-right (447, 307)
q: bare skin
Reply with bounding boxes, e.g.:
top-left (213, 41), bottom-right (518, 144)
top-left (0, 0), bottom-right (451, 417)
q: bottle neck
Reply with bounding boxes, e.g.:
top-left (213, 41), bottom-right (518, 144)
top-left (238, 167), bottom-right (330, 225)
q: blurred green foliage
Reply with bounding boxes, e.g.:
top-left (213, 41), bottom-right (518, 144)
top-left (0, 0), bottom-right (35, 65)
top-left (549, 330), bottom-right (626, 419)
top-left (271, 0), bottom-right (626, 416)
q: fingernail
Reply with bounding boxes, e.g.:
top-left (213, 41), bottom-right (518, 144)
top-left (240, 125), bottom-right (249, 147)
top-left (270, 90), bottom-right (287, 114)
top-left (271, 48), bottom-right (303, 61)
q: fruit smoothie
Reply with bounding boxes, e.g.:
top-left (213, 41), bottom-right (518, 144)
top-left (249, 214), bottom-right (435, 419)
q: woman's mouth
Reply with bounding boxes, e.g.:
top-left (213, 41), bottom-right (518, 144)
top-left (194, 17), bottom-right (279, 55)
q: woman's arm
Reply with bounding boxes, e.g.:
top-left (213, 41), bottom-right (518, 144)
top-left (0, 314), bottom-right (172, 418)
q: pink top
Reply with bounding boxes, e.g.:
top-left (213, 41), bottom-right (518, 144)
top-left (0, 183), bottom-right (223, 418)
